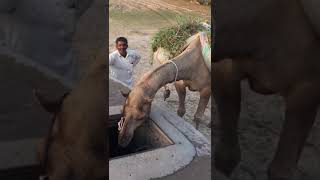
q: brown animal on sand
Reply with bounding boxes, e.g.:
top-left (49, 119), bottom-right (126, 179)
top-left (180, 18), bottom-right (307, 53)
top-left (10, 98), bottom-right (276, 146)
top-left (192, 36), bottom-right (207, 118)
top-left (213, 0), bottom-right (320, 179)
top-left (34, 48), bottom-right (108, 180)
top-left (118, 34), bottom-right (211, 147)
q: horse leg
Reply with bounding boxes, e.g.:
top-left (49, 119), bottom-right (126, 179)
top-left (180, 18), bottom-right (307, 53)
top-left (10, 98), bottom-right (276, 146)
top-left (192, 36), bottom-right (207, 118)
top-left (268, 84), bottom-right (319, 180)
top-left (213, 59), bottom-right (242, 176)
top-left (175, 80), bottom-right (186, 117)
top-left (193, 86), bottom-right (211, 129)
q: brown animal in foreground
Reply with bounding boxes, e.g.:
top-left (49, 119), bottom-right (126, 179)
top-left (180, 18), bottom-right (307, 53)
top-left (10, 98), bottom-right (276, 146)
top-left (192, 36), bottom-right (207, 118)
top-left (118, 34), bottom-right (211, 147)
top-left (34, 49), bottom-right (108, 180)
top-left (213, 0), bottom-right (320, 179)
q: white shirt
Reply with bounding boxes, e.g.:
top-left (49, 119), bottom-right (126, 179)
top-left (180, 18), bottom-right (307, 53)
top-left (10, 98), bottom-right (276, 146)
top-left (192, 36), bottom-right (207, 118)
top-left (109, 49), bottom-right (141, 87)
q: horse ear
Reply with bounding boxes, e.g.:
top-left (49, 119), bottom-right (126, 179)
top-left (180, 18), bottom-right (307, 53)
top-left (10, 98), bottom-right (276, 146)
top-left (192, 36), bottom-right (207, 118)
top-left (33, 90), bottom-right (67, 113)
top-left (120, 90), bottom-right (131, 98)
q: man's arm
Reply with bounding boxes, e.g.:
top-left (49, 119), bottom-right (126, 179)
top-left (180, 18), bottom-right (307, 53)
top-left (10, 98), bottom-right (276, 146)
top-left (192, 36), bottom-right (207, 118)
top-left (132, 51), bottom-right (141, 67)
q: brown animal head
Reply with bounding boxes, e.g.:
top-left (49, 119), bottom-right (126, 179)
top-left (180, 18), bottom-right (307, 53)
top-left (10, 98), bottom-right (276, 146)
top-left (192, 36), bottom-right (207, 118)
top-left (34, 90), bottom-right (70, 180)
top-left (118, 88), bottom-right (153, 147)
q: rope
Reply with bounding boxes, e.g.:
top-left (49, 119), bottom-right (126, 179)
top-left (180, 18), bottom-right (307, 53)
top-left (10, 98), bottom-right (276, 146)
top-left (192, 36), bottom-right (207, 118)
top-left (118, 117), bottom-right (125, 131)
top-left (167, 60), bottom-right (179, 82)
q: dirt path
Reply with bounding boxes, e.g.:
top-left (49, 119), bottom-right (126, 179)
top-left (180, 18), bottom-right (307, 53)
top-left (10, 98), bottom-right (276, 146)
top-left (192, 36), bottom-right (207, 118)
top-left (110, 0), bottom-right (210, 16)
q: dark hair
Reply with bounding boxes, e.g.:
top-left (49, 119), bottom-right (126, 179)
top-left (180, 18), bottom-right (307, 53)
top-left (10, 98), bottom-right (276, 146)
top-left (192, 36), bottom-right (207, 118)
top-left (116, 37), bottom-right (128, 44)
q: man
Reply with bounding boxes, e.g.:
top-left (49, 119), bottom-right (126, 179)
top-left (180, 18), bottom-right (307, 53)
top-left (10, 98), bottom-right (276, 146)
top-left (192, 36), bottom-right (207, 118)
top-left (109, 37), bottom-right (141, 88)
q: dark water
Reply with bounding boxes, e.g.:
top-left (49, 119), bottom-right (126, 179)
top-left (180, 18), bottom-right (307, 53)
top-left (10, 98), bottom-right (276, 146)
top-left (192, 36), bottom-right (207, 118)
top-left (109, 126), bottom-right (150, 158)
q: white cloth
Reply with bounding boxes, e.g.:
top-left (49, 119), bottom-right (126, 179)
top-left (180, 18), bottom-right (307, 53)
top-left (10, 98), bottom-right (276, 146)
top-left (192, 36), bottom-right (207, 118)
top-left (109, 49), bottom-right (141, 87)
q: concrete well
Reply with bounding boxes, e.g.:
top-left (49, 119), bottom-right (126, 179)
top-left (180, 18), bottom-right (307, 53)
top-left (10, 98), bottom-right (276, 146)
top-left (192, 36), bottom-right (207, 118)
top-left (109, 77), bottom-right (212, 180)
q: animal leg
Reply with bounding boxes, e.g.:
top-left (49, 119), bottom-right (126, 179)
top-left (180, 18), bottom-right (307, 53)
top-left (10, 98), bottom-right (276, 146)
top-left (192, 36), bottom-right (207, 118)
top-left (212, 59), bottom-right (242, 177)
top-left (268, 85), bottom-right (319, 180)
top-left (163, 85), bottom-right (171, 101)
top-left (174, 81), bottom-right (186, 117)
top-left (193, 87), bottom-right (211, 129)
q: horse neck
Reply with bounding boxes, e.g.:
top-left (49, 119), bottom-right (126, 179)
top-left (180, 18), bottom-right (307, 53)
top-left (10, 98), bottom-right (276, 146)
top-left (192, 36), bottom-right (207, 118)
top-left (136, 47), bottom-right (197, 97)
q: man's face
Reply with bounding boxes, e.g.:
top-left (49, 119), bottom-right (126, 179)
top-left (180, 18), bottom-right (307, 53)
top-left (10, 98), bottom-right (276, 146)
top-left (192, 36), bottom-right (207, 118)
top-left (116, 41), bottom-right (128, 56)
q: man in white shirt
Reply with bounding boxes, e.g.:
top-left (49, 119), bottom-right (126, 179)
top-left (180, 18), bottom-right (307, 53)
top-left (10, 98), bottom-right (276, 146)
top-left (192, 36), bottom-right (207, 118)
top-left (109, 37), bottom-right (141, 88)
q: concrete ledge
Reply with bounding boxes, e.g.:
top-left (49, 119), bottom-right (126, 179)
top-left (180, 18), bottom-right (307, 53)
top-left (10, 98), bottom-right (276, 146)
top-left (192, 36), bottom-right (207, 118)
top-left (154, 103), bottom-right (211, 157)
top-left (109, 105), bottom-right (196, 180)
top-left (109, 105), bottom-right (122, 115)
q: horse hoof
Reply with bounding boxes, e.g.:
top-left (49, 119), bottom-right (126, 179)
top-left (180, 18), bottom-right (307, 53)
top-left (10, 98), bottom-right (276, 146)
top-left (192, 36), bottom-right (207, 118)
top-left (177, 109), bottom-right (185, 117)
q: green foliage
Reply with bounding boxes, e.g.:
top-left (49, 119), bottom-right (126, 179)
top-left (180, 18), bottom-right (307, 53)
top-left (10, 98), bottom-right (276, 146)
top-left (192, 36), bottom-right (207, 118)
top-left (196, 0), bottom-right (211, 5)
top-left (151, 15), bottom-right (211, 59)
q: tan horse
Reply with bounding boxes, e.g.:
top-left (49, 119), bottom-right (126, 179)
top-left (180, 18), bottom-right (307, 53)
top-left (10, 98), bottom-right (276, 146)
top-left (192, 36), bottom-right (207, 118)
top-left (118, 34), bottom-right (211, 147)
top-left (153, 32), bottom-right (211, 102)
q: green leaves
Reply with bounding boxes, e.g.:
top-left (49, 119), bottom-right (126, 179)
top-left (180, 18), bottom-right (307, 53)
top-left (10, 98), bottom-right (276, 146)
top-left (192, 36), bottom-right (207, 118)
top-left (151, 15), bottom-right (211, 59)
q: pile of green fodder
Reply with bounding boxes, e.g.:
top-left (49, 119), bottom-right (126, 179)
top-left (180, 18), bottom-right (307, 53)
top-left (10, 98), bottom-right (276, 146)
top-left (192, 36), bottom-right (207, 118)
top-left (151, 16), bottom-right (211, 60)
top-left (196, 0), bottom-right (211, 5)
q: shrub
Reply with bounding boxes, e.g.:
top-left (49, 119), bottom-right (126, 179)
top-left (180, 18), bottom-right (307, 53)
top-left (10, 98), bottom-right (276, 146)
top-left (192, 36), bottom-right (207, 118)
top-left (151, 15), bottom-right (211, 59)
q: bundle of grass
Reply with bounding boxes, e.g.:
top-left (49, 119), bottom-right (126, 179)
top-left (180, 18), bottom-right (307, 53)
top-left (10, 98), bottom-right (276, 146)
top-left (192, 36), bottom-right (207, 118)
top-left (151, 16), bottom-right (211, 63)
top-left (196, 0), bottom-right (211, 5)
